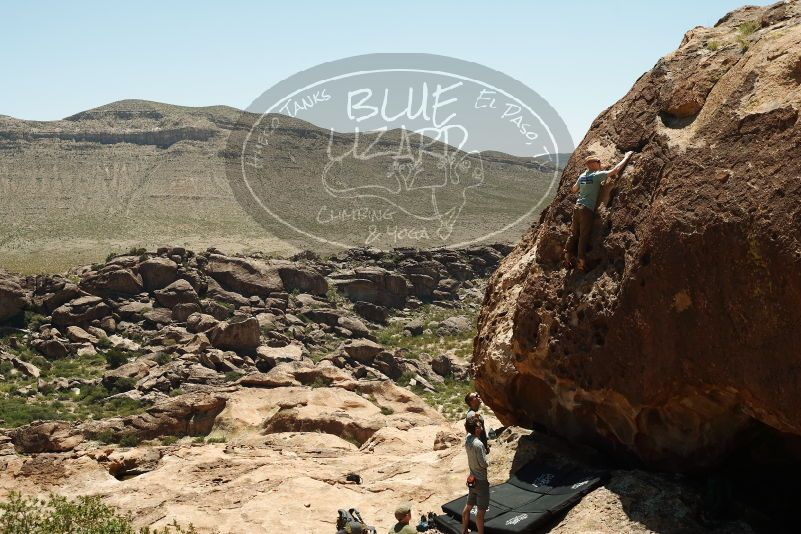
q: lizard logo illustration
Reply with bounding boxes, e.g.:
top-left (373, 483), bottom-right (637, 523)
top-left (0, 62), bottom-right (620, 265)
top-left (321, 125), bottom-right (484, 240)
top-left (227, 53), bottom-right (574, 251)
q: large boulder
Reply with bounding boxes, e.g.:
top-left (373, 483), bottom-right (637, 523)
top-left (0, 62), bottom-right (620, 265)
top-left (51, 295), bottom-right (111, 327)
top-left (186, 312), bottom-right (219, 333)
top-left (83, 392), bottom-right (226, 441)
top-left (102, 359), bottom-right (157, 391)
top-left (300, 307), bottom-right (371, 338)
top-left (138, 257), bottom-right (178, 291)
top-left (436, 315), bottom-right (472, 336)
top-left (117, 301), bottom-right (153, 321)
top-left (263, 406), bottom-right (382, 446)
top-left (80, 267), bottom-right (144, 297)
top-left (0, 272), bottom-right (28, 322)
top-left (431, 353), bottom-right (469, 380)
top-left (204, 254), bottom-right (283, 297)
top-left (255, 342), bottom-right (306, 370)
top-left (330, 267), bottom-right (409, 308)
top-left (205, 255), bottom-right (328, 298)
top-left (275, 262), bottom-right (328, 296)
top-left (208, 316), bottom-right (261, 352)
top-left (341, 339), bottom-right (383, 364)
top-left (10, 421), bottom-right (83, 453)
top-left (65, 325), bottom-right (98, 344)
top-left (34, 338), bottom-right (70, 359)
top-left (353, 301), bottom-right (389, 324)
top-left (0, 351), bottom-right (40, 378)
top-left (37, 282), bottom-right (84, 314)
top-left (154, 279), bottom-right (199, 308)
top-left (474, 3), bottom-right (801, 471)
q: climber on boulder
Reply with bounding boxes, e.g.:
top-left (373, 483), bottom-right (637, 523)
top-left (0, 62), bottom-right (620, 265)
top-left (564, 151), bottom-right (633, 271)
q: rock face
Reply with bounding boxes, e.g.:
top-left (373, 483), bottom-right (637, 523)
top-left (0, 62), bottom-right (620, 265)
top-left (474, 1), bottom-right (801, 470)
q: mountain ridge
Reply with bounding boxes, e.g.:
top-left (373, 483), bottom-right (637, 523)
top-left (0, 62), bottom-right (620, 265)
top-left (0, 99), bottom-right (564, 273)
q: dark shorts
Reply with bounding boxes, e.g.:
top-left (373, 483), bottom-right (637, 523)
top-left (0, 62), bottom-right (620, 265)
top-left (466, 478), bottom-right (490, 511)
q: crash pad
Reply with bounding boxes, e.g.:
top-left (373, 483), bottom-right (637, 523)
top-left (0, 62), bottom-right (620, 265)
top-left (435, 461), bottom-right (606, 533)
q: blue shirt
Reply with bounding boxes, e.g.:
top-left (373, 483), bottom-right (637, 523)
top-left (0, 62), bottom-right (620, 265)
top-left (575, 170), bottom-right (608, 211)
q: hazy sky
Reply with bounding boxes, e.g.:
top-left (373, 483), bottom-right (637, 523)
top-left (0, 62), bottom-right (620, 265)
top-left (2, 0), bottom-right (773, 145)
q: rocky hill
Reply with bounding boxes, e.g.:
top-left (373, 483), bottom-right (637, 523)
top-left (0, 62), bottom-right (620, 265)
top-left (474, 0), bottom-right (801, 523)
top-left (0, 100), bottom-right (558, 274)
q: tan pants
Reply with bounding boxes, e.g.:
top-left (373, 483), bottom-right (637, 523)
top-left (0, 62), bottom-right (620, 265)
top-left (565, 205), bottom-right (594, 261)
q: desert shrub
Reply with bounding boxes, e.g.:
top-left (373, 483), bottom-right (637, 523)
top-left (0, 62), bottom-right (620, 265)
top-left (223, 371), bottom-right (243, 383)
top-left (29, 354), bottom-right (51, 371)
top-left (0, 397), bottom-right (61, 428)
top-left (93, 397), bottom-right (144, 419)
top-left (77, 384), bottom-right (110, 404)
top-left (397, 371), bottom-right (416, 387)
top-left (103, 348), bottom-right (134, 370)
top-left (738, 19), bottom-right (759, 36)
top-left (325, 286), bottom-right (344, 304)
top-left (309, 377), bottom-right (331, 389)
top-left (50, 354), bottom-right (106, 379)
top-left (0, 492), bottom-right (198, 533)
top-left (0, 383), bottom-right (145, 429)
top-left (23, 311), bottom-right (46, 331)
top-left (108, 377), bottom-right (136, 395)
top-left (0, 492), bottom-right (134, 533)
top-left (119, 434), bottom-right (141, 448)
top-left (95, 430), bottom-right (117, 444)
top-left (737, 19), bottom-right (760, 51)
top-left (204, 432), bottom-right (227, 444)
top-left (4, 342), bottom-right (49, 370)
top-left (212, 299), bottom-right (233, 310)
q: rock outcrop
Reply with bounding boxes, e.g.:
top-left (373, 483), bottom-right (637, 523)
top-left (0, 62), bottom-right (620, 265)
top-left (474, 1), bottom-right (801, 470)
top-left (10, 421), bottom-right (83, 453)
top-left (0, 271), bottom-right (27, 322)
top-left (83, 392), bottom-right (227, 442)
